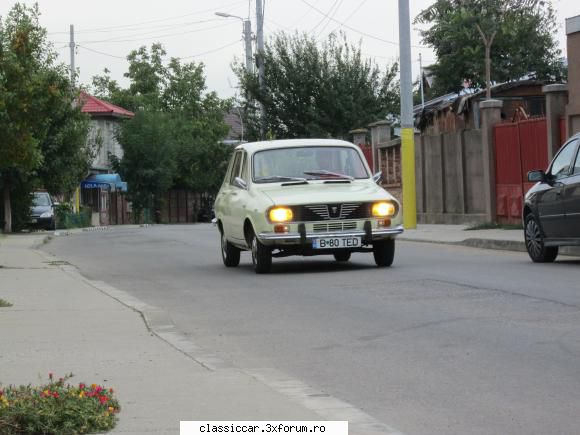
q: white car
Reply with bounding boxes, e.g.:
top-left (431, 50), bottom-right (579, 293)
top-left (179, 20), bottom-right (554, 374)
top-left (214, 139), bottom-right (403, 273)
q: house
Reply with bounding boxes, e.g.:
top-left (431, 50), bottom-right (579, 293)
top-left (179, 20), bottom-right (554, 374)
top-left (414, 80), bottom-right (548, 134)
top-left (223, 108), bottom-right (244, 145)
top-left (77, 93), bottom-right (134, 225)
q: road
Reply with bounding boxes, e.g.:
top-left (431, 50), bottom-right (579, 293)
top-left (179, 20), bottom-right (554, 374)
top-left (44, 225), bottom-right (580, 435)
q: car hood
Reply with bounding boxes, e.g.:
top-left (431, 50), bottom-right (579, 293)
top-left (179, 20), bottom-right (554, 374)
top-left (30, 205), bottom-right (52, 216)
top-left (258, 181), bottom-right (395, 205)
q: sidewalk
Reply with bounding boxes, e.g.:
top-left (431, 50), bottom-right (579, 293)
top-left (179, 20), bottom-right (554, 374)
top-left (398, 224), bottom-right (580, 256)
top-left (0, 235), bottom-right (399, 435)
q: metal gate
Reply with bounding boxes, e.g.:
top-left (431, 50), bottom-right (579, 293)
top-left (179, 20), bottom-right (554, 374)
top-left (494, 118), bottom-right (548, 224)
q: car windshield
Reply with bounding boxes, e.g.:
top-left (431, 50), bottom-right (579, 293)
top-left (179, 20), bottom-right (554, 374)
top-left (33, 193), bottom-right (51, 207)
top-left (253, 146), bottom-right (368, 183)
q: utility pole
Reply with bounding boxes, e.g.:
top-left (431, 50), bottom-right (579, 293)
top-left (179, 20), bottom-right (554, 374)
top-left (243, 19), bottom-right (254, 74)
top-left (256, 0), bottom-right (266, 139)
top-left (69, 24), bottom-right (75, 85)
top-left (419, 53), bottom-right (425, 109)
top-left (398, 0), bottom-right (417, 229)
top-left (215, 12), bottom-right (253, 74)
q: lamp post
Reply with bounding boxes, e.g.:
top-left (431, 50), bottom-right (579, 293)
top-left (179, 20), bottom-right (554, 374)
top-left (215, 12), bottom-right (253, 73)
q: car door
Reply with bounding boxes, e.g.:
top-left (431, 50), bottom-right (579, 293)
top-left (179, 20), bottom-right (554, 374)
top-left (218, 151), bottom-right (243, 240)
top-left (228, 151), bottom-right (251, 243)
top-left (562, 142), bottom-right (580, 238)
top-left (536, 139), bottom-right (578, 238)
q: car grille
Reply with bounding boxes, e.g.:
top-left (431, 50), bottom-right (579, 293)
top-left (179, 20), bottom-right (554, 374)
top-left (313, 221), bottom-right (358, 232)
top-left (291, 203), bottom-right (371, 222)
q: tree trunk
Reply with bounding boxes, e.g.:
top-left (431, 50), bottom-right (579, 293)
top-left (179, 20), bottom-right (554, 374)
top-left (3, 180), bottom-right (12, 233)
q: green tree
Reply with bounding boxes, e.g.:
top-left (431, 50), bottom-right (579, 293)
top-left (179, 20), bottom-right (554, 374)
top-left (415, 0), bottom-right (565, 97)
top-left (92, 44), bottom-right (232, 215)
top-left (0, 3), bottom-right (90, 232)
top-left (235, 32), bottom-right (400, 140)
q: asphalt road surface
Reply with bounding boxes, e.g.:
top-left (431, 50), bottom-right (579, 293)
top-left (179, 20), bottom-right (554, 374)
top-left (44, 225), bottom-right (580, 435)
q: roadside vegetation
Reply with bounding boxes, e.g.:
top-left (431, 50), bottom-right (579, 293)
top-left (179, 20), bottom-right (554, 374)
top-left (0, 374), bottom-right (119, 434)
top-left (0, 298), bottom-right (12, 307)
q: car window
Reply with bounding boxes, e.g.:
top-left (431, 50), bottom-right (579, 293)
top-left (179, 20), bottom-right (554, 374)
top-left (229, 151), bottom-right (242, 185)
top-left (240, 152), bottom-right (249, 182)
top-left (573, 145), bottom-right (580, 176)
top-left (33, 193), bottom-right (51, 206)
top-left (253, 146), bottom-right (369, 182)
top-left (550, 139), bottom-right (578, 180)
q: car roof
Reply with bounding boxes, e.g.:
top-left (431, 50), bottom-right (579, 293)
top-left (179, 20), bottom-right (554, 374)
top-left (235, 138), bottom-right (358, 154)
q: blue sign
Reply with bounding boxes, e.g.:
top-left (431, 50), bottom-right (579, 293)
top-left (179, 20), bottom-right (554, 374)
top-left (81, 181), bottom-right (111, 190)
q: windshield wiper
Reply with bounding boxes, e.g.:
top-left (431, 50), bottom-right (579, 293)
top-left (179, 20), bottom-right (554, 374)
top-left (303, 170), bottom-right (354, 181)
top-left (255, 175), bottom-right (308, 183)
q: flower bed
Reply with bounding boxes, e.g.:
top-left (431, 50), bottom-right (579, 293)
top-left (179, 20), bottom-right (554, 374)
top-left (0, 373), bottom-right (120, 434)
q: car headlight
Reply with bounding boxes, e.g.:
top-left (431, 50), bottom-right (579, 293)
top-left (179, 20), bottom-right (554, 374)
top-left (268, 207), bottom-right (293, 222)
top-left (40, 211), bottom-right (53, 218)
top-left (372, 201), bottom-right (396, 217)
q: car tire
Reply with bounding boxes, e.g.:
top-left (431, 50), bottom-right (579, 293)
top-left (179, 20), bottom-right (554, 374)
top-left (221, 230), bottom-right (240, 267)
top-left (250, 230), bottom-right (272, 274)
top-left (373, 239), bottom-right (395, 267)
top-left (524, 214), bottom-right (558, 263)
top-left (333, 251), bottom-right (351, 262)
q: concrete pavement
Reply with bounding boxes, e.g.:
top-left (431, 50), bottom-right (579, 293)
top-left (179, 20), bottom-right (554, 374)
top-left (399, 224), bottom-right (580, 256)
top-left (0, 234), bottom-right (366, 434)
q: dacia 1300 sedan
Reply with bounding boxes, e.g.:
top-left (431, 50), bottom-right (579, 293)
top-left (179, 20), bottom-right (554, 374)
top-left (214, 139), bottom-right (404, 273)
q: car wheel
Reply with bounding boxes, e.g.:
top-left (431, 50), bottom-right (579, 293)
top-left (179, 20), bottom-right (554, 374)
top-left (221, 230), bottom-right (240, 267)
top-left (333, 251), bottom-right (351, 262)
top-left (373, 239), bottom-right (395, 267)
top-left (250, 230), bottom-right (272, 274)
top-left (524, 214), bottom-right (558, 263)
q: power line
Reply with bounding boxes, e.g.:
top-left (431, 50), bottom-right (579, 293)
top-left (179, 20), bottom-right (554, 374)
top-left (329, 0), bottom-right (368, 34)
top-left (47, 0), bottom-right (247, 35)
top-left (300, 0), bottom-right (427, 48)
top-left (77, 45), bottom-right (126, 60)
top-left (177, 39), bottom-right (242, 60)
top-left (78, 22), bottom-right (236, 45)
top-left (317, 0), bottom-right (344, 37)
top-left (310, 0), bottom-right (340, 33)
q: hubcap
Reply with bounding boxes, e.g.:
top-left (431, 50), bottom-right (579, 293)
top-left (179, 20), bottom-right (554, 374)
top-left (525, 219), bottom-right (542, 258)
top-left (221, 233), bottom-right (227, 258)
top-left (251, 236), bottom-right (257, 265)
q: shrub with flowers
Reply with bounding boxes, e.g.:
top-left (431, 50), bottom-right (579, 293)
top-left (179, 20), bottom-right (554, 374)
top-left (0, 373), bottom-right (120, 434)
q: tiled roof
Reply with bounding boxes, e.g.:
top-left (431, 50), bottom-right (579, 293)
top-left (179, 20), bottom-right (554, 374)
top-left (79, 91), bottom-right (134, 118)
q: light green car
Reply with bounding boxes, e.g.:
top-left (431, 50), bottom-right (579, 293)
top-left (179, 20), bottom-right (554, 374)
top-left (214, 139), bottom-right (403, 273)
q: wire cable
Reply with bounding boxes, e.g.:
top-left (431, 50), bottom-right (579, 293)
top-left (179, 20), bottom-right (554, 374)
top-left (300, 0), bottom-right (427, 48)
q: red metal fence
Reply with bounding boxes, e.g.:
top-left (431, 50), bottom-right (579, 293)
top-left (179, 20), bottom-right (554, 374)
top-left (494, 117), bottom-right (548, 224)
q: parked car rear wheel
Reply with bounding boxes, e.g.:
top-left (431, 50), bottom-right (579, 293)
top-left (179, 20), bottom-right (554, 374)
top-left (524, 214), bottom-right (558, 263)
top-left (373, 239), bottom-right (395, 267)
top-left (221, 230), bottom-right (240, 267)
top-left (250, 230), bottom-right (272, 274)
top-left (333, 251), bottom-right (351, 262)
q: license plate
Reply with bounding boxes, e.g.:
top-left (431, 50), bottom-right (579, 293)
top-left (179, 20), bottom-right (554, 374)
top-left (313, 236), bottom-right (361, 249)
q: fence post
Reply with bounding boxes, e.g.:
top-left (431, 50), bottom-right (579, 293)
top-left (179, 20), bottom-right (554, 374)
top-left (480, 99), bottom-right (503, 223)
top-left (543, 84), bottom-right (568, 159)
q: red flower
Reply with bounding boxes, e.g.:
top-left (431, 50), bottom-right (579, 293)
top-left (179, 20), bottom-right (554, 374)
top-left (52, 392), bottom-right (59, 398)
top-left (48, 372), bottom-right (53, 380)
top-left (109, 388), bottom-right (114, 393)
top-left (79, 383), bottom-right (85, 390)
top-left (99, 396), bottom-right (108, 404)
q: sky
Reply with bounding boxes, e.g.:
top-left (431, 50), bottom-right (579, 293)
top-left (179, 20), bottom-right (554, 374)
top-left (2, 0), bottom-right (579, 100)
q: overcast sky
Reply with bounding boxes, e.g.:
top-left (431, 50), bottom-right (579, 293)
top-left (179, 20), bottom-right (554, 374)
top-left (2, 0), bottom-right (578, 100)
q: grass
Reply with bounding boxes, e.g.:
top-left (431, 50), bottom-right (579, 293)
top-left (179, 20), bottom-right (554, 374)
top-left (0, 298), bottom-right (12, 308)
top-left (465, 222), bottom-right (522, 231)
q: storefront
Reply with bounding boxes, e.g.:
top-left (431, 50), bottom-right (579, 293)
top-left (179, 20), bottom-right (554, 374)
top-left (80, 174), bottom-right (128, 226)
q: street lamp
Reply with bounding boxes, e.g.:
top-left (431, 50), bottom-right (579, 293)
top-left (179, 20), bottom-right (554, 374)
top-left (215, 12), bottom-right (253, 73)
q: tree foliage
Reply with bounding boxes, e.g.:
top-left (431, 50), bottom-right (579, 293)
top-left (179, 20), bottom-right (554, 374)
top-left (0, 3), bottom-right (91, 232)
top-left (235, 32), bottom-right (400, 140)
top-left (92, 44), bottom-right (231, 220)
top-left (415, 0), bottom-right (566, 96)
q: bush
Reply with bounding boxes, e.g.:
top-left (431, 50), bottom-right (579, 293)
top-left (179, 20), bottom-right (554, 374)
top-left (0, 374), bottom-right (120, 434)
top-left (55, 205), bottom-right (92, 229)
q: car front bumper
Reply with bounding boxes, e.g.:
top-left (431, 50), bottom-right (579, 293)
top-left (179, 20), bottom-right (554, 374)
top-left (258, 224), bottom-right (404, 246)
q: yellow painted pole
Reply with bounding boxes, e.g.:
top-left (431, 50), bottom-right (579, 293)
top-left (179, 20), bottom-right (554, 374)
top-left (401, 128), bottom-right (417, 229)
top-left (75, 187), bottom-right (80, 213)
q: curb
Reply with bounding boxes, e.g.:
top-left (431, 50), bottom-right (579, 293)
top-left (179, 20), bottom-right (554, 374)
top-left (399, 236), bottom-right (580, 256)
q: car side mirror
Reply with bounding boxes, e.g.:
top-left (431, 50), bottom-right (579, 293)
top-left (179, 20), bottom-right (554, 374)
top-left (372, 171), bottom-right (383, 184)
top-left (233, 177), bottom-right (248, 190)
top-left (527, 170), bottom-right (546, 183)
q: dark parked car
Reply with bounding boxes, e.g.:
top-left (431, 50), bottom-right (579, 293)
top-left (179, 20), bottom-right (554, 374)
top-left (30, 191), bottom-right (56, 230)
top-left (524, 133), bottom-right (580, 262)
